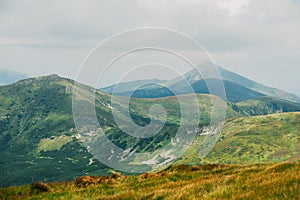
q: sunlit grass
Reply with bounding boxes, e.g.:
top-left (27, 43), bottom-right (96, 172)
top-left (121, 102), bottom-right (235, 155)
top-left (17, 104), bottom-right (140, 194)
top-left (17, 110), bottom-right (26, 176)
top-left (1, 162), bottom-right (299, 200)
top-left (37, 135), bottom-right (72, 153)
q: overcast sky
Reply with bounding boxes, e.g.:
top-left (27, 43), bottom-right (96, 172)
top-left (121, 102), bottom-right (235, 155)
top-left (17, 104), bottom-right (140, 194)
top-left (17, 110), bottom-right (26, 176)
top-left (0, 0), bottom-right (300, 95)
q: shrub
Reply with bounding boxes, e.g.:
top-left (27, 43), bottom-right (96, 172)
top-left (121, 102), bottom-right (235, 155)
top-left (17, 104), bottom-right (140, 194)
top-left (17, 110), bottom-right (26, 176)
top-left (75, 176), bottom-right (98, 187)
top-left (30, 182), bottom-right (51, 194)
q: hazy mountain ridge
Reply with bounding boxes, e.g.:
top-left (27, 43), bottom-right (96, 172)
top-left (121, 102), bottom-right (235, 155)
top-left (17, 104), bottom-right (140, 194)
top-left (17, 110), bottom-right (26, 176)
top-left (0, 69), bottom-right (27, 86)
top-left (217, 66), bottom-right (300, 103)
top-left (101, 79), bottom-right (164, 94)
top-left (102, 65), bottom-right (300, 103)
top-left (113, 79), bottom-right (266, 102)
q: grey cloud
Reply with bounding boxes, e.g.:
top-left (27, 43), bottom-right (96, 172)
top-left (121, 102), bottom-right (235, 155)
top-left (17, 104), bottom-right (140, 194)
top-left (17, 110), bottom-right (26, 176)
top-left (0, 0), bottom-right (299, 95)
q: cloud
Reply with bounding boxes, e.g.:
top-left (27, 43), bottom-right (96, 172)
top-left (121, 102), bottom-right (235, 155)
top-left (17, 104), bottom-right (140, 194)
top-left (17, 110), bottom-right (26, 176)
top-left (216, 0), bottom-right (250, 16)
top-left (0, 0), bottom-right (299, 94)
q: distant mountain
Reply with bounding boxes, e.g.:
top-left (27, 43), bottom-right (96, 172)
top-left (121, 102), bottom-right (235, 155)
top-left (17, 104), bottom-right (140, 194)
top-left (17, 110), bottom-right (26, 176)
top-left (101, 79), bottom-right (164, 94)
top-left (117, 79), bottom-right (265, 102)
top-left (217, 66), bottom-right (300, 103)
top-left (0, 69), bottom-right (27, 85)
top-left (1, 74), bottom-right (300, 187)
top-left (101, 64), bottom-right (300, 103)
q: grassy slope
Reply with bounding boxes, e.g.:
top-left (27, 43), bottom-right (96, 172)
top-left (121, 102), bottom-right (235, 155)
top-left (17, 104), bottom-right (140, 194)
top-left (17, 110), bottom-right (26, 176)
top-left (1, 74), bottom-right (300, 187)
top-left (1, 162), bottom-right (300, 199)
top-left (0, 75), bottom-right (115, 187)
top-left (234, 96), bottom-right (300, 116)
top-left (0, 75), bottom-right (236, 187)
top-left (177, 112), bottom-right (300, 165)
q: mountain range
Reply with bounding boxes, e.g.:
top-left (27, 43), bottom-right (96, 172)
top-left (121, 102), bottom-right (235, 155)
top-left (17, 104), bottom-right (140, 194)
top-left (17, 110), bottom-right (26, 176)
top-left (1, 69), bottom-right (300, 187)
top-left (102, 64), bottom-right (300, 103)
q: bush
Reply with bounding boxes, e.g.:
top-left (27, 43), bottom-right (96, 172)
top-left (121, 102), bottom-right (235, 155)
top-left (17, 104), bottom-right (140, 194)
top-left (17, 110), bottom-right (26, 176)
top-left (75, 176), bottom-right (99, 187)
top-left (30, 182), bottom-right (51, 194)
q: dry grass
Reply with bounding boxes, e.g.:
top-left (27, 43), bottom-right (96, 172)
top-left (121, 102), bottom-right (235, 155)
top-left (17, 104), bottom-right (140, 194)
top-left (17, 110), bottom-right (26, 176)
top-left (1, 162), bottom-right (300, 200)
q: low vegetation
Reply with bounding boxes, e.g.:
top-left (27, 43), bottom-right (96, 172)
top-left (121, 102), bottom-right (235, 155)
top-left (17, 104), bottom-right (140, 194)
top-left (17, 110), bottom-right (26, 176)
top-left (1, 162), bottom-right (299, 199)
top-left (177, 112), bottom-right (300, 165)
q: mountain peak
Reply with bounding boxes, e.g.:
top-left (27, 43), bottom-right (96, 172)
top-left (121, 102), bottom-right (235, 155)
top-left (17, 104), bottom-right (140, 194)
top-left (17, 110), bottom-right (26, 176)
top-left (7, 74), bottom-right (76, 90)
top-left (35, 74), bottom-right (61, 81)
top-left (19, 74), bottom-right (67, 84)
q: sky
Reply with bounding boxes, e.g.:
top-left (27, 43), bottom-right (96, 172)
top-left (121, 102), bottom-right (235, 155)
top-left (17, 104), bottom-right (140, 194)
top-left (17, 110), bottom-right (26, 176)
top-left (0, 0), bottom-right (300, 95)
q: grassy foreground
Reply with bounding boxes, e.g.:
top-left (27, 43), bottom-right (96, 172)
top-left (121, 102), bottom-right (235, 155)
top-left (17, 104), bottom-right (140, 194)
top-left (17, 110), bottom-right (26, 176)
top-left (1, 162), bottom-right (300, 200)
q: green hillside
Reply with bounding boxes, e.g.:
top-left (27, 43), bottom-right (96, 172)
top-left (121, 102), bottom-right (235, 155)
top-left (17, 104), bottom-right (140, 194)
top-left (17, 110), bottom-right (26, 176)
top-left (178, 112), bottom-right (300, 165)
top-left (0, 75), bottom-right (110, 187)
top-left (1, 74), bottom-right (300, 187)
top-left (234, 97), bottom-right (300, 116)
top-left (0, 75), bottom-right (229, 187)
